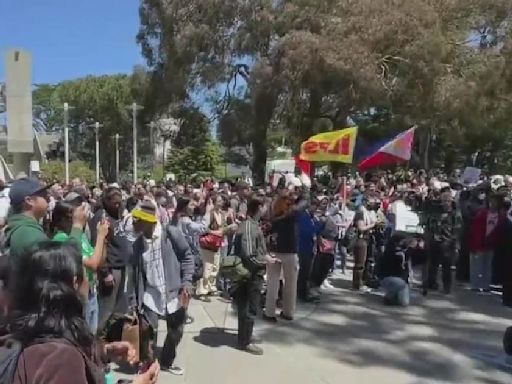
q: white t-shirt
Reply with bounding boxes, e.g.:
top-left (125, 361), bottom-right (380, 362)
top-left (0, 190), bottom-right (9, 220)
top-left (141, 222), bottom-right (179, 316)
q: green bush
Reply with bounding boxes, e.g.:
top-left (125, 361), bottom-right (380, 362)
top-left (40, 160), bottom-right (96, 184)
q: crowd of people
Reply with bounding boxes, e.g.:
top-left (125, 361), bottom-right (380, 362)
top-left (0, 167), bottom-right (511, 383)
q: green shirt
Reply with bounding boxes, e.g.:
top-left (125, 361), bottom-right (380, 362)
top-left (53, 231), bottom-right (95, 284)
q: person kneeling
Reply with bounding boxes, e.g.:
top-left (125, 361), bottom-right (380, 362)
top-left (378, 234), bottom-right (411, 307)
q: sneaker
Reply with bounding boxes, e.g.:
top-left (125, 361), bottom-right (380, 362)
top-left (262, 314), bottom-right (278, 323)
top-left (322, 280), bottom-right (335, 289)
top-left (240, 343), bottom-right (264, 355)
top-left (163, 366), bottom-right (185, 376)
top-left (279, 312), bottom-right (294, 321)
top-left (197, 295), bottom-right (211, 303)
top-left (299, 295), bottom-right (320, 303)
top-left (309, 287), bottom-right (321, 296)
top-left (360, 286), bottom-right (371, 293)
top-left (185, 315), bottom-right (194, 325)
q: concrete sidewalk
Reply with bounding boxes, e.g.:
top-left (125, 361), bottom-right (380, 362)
top-left (115, 274), bottom-right (512, 384)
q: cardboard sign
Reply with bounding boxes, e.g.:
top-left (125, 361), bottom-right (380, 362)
top-left (462, 167), bottom-right (481, 185)
top-left (393, 200), bottom-right (423, 234)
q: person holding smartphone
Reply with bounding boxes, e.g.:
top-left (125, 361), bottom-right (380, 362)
top-left (52, 197), bottom-right (110, 334)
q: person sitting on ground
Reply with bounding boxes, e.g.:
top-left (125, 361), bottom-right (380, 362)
top-left (378, 233), bottom-right (412, 307)
top-left (6, 241), bottom-right (159, 384)
top-left (6, 178), bottom-right (87, 262)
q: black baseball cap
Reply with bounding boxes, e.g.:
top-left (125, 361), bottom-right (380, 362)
top-left (9, 178), bottom-right (50, 206)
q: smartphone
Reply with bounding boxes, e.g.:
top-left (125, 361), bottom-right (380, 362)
top-left (138, 360), bottom-right (154, 374)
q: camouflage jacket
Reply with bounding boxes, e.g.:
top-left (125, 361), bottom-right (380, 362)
top-left (423, 209), bottom-right (463, 247)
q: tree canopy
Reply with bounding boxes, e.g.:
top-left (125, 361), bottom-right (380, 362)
top-left (138, 0), bottom-right (512, 180)
top-left (33, 74), bottom-right (145, 181)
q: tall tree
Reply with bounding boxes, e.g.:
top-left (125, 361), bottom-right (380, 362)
top-left (32, 74), bottom-right (146, 181)
top-left (138, 0), bottom-right (512, 178)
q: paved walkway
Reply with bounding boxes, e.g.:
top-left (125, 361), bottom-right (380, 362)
top-left (115, 273), bottom-right (512, 384)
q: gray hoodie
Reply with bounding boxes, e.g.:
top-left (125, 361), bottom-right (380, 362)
top-left (131, 224), bottom-right (194, 309)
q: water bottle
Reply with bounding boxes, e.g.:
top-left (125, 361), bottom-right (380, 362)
top-left (104, 365), bottom-right (114, 384)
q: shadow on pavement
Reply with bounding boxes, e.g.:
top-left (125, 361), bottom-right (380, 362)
top-left (257, 274), bottom-right (512, 384)
top-left (193, 327), bottom-right (239, 350)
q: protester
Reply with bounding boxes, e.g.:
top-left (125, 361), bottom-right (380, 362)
top-left (89, 187), bottom-right (132, 333)
top-left (196, 193), bottom-right (237, 301)
top-left (233, 196), bottom-right (277, 355)
top-left (51, 199), bottom-right (110, 334)
top-left (378, 234), bottom-right (411, 306)
top-left (7, 241), bottom-right (159, 384)
top-left (131, 200), bottom-right (194, 375)
top-left (352, 197), bottom-right (376, 290)
top-left (296, 198), bottom-right (319, 302)
top-left (264, 188), bottom-right (301, 322)
top-left (468, 193), bottom-right (504, 292)
top-left (312, 198), bottom-right (338, 290)
top-left (6, 178), bottom-right (86, 262)
top-left (423, 191), bottom-right (462, 294)
top-left (230, 181), bottom-right (251, 219)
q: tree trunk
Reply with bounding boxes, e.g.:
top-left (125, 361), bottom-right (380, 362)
top-left (419, 126), bottom-right (432, 170)
top-left (251, 88), bottom-right (277, 185)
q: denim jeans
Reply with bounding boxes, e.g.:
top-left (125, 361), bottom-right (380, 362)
top-left (381, 277), bottom-right (410, 306)
top-left (470, 251), bottom-right (493, 290)
top-left (337, 243), bottom-right (347, 272)
top-left (85, 290), bottom-right (99, 334)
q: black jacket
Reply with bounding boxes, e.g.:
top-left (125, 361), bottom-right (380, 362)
top-left (90, 209), bottom-right (132, 269)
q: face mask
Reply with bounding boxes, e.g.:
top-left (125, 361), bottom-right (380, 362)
top-left (478, 193), bottom-right (486, 201)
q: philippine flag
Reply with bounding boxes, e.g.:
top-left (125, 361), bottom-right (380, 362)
top-left (358, 127), bottom-right (416, 171)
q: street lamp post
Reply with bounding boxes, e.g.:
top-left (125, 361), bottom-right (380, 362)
top-left (128, 102), bottom-right (143, 184)
top-left (147, 121), bottom-right (157, 166)
top-left (63, 103), bottom-right (70, 185)
top-left (89, 122), bottom-right (103, 185)
top-left (111, 133), bottom-right (123, 183)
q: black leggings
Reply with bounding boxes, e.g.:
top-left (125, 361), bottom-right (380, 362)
top-left (311, 253), bottom-right (335, 287)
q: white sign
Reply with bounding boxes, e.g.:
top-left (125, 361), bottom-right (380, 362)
top-left (393, 200), bottom-right (423, 234)
top-left (29, 160), bottom-right (40, 173)
top-left (462, 167), bottom-right (481, 185)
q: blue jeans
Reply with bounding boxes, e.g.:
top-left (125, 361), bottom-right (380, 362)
top-left (470, 251), bottom-right (493, 290)
top-left (381, 277), bottom-right (410, 306)
top-left (337, 243), bottom-right (347, 271)
top-left (85, 290), bottom-right (99, 334)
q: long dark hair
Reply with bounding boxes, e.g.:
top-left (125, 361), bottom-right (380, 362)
top-left (50, 201), bottom-right (76, 236)
top-left (172, 196), bottom-right (191, 226)
top-left (8, 241), bottom-right (93, 354)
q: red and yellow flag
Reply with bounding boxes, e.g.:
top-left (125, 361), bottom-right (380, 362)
top-left (299, 127), bottom-right (358, 163)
